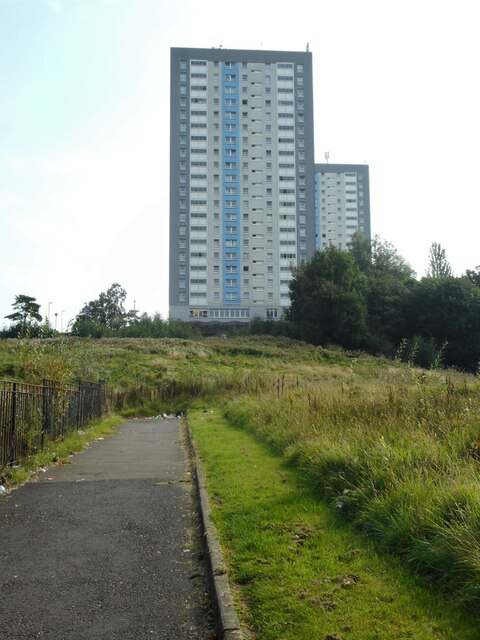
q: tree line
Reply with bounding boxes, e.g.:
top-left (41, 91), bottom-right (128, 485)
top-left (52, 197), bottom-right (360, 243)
top-left (1, 284), bottom-right (200, 340)
top-left (286, 235), bottom-right (480, 371)
top-left (2, 237), bottom-right (479, 371)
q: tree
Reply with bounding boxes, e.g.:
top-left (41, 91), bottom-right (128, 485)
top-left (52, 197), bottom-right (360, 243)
top-left (349, 235), bottom-right (416, 353)
top-left (405, 276), bottom-right (480, 371)
top-left (371, 236), bottom-right (416, 280)
top-left (287, 246), bottom-right (368, 348)
top-left (71, 283), bottom-right (127, 336)
top-left (348, 232), bottom-right (372, 274)
top-left (465, 265), bottom-right (480, 287)
top-left (426, 242), bottom-right (453, 278)
top-left (4, 294), bottom-right (42, 336)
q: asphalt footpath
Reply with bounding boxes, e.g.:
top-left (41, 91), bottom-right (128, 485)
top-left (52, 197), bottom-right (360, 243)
top-left (0, 419), bottom-right (217, 640)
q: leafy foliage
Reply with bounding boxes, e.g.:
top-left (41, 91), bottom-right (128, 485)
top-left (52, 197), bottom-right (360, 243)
top-left (287, 246), bottom-right (368, 348)
top-left (70, 284), bottom-right (200, 339)
top-left (285, 235), bottom-right (480, 370)
top-left (426, 242), bottom-right (453, 278)
top-left (71, 283), bottom-right (127, 335)
top-left (405, 276), bottom-right (480, 370)
top-left (350, 234), bottom-right (416, 353)
top-left (465, 265), bottom-right (480, 287)
top-left (3, 295), bottom-right (43, 337)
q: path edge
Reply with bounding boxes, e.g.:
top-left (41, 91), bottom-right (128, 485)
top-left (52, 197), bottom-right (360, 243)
top-left (184, 423), bottom-right (244, 640)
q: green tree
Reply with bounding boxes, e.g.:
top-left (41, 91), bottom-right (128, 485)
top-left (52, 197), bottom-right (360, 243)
top-left (287, 246), bottom-right (368, 348)
top-left (371, 236), bottom-right (415, 280)
top-left (465, 265), bottom-right (480, 287)
top-left (405, 276), bottom-right (480, 371)
top-left (349, 234), bottom-right (416, 353)
top-left (4, 294), bottom-right (42, 337)
top-left (348, 232), bottom-right (372, 274)
top-left (71, 283), bottom-right (127, 337)
top-left (426, 242), bottom-right (453, 278)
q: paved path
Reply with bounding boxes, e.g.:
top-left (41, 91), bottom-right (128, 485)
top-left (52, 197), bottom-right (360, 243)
top-left (0, 419), bottom-right (216, 640)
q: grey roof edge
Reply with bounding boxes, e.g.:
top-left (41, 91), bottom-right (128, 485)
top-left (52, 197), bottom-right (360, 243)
top-left (171, 46), bottom-right (312, 62)
top-left (315, 163), bottom-right (369, 172)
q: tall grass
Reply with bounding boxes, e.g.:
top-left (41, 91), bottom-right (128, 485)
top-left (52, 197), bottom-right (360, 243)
top-left (3, 336), bottom-right (480, 605)
top-left (224, 368), bottom-right (480, 606)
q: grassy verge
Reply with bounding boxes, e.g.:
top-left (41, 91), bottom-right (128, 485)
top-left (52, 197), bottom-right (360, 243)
top-left (223, 370), bottom-right (480, 607)
top-left (0, 415), bottom-right (123, 489)
top-left (189, 406), bottom-right (479, 640)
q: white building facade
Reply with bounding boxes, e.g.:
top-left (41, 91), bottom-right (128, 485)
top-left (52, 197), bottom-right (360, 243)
top-left (314, 163), bottom-right (371, 251)
top-left (170, 48), bottom-right (315, 322)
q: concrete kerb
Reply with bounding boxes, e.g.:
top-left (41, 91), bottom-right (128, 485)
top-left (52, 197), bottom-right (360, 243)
top-left (184, 423), bottom-right (244, 640)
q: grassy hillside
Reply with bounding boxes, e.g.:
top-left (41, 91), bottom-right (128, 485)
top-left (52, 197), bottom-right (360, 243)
top-left (1, 336), bottom-right (480, 614)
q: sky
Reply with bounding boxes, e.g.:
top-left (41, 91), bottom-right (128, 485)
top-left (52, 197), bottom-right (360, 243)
top-left (1, 0), bottom-right (479, 330)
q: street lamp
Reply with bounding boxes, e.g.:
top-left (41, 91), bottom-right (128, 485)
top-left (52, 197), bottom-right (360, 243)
top-left (48, 302), bottom-right (53, 321)
top-left (54, 312), bottom-right (58, 331)
top-left (61, 310), bottom-right (65, 333)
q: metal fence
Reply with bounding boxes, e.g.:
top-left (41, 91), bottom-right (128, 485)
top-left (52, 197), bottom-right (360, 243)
top-left (0, 379), bottom-right (107, 468)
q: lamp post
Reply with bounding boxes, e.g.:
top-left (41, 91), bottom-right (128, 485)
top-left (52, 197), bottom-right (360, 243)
top-left (61, 310), bottom-right (65, 333)
top-left (48, 302), bottom-right (53, 322)
top-left (54, 312), bottom-right (58, 331)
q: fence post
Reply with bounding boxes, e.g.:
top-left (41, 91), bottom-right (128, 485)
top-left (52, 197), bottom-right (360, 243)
top-left (8, 382), bottom-right (17, 465)
top-left (41, 379), bottom-right (48, 448)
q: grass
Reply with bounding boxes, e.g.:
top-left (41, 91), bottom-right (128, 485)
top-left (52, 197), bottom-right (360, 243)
top-left (2, 336), bottom-right (480, 611)
top-left (189, 406), bottom-right (480, 639)
top-left (223, 368), bottom-right (480, 607)
top-left (1, 415), bottom-right (123, 489)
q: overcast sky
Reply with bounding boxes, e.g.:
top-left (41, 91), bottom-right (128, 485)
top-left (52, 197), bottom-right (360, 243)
top-left (1, 0), bottom-right (479, 329)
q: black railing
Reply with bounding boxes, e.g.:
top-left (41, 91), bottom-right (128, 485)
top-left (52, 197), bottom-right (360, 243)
top-left (0, 379), bottom-right (107, 468)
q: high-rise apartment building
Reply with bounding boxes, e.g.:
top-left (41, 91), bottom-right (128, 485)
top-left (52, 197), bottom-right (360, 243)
top-left (170, 47), bottom-right (315, 322)
top-left (314, 163), bottom-right (371, 251)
